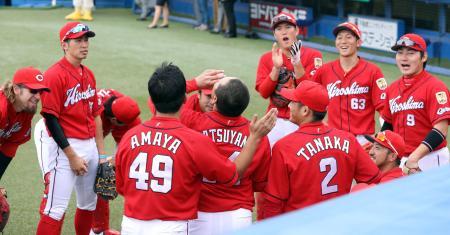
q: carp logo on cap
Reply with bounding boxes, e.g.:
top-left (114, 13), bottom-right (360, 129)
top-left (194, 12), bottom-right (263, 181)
top-left (36, 74), bottom-right (44, 82)
top-left (436, 92), bottom-right (448, 105)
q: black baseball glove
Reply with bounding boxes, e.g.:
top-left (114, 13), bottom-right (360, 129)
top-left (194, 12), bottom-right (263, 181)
top-left (94, 162), bottom-right (118, 200)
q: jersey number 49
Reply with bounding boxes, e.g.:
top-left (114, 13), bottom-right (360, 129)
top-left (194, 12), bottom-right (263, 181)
top-left (129, 152), bottom-right (173, 193)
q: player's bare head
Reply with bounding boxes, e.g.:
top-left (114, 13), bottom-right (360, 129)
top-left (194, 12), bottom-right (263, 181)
top-left (148, 62), bottom-right (186, 114)
top-left (212, 77), bottom-right (249, 117)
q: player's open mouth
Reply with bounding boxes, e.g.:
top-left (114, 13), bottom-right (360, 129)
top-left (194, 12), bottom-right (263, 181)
top-left (401, 64), bottom-right (410, 68)
top-left (282, 37), bottom-right (289, 42)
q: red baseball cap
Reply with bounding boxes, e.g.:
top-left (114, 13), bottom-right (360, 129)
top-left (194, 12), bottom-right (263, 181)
top-left (112, 96), bottom-right (141, 124)
top-left (365, 130), bottom-right (405, 157)
top-left (59, 22), bottom-right (95, 42)
top-left (280, 80), bottom-right (329, 112)
top-left (271, 12), bottom-right (297, 30)
top-left (333, 22), bottom-right (361, 39)
top-left (201, 89), bottom-right (212, 95)
top-left (13, 67), bottom-right (50, 92)
top-left (391, 33), bottom-right (426, 52)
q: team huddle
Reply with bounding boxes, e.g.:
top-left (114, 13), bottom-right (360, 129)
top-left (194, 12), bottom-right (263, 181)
top-left (0, 10), bottom-right (449, 235)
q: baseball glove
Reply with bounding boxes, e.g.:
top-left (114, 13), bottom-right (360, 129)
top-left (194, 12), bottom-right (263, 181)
top-left (94, 162), bottom-right (118, 200)
top-left (270, 67), bottom-right (296, 108)
top-left (0, 187), bottom-right (10, 232)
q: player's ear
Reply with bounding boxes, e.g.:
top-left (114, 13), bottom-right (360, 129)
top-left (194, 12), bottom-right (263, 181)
top-left (356, 38), bottom-right (362, 48)
top-left (421, 52), bottom-right (428, 63)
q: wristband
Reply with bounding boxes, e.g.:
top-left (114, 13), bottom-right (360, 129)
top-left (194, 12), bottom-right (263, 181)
top-left (421, 128), bottom-right (445, 152)
top-left (99, 154), bottom-right (108, 160)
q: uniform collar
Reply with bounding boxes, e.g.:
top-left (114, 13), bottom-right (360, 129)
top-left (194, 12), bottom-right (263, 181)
top-left (206, 111), bottom-right (247, 127)
top-left (401, 70), bottom-right (429, 88)
top-left (297, 121), bottom-right (330, 134)
top-left (143, 116), bottom-right (184, 129)
top-left (59, 57), bottom-right (85, 77)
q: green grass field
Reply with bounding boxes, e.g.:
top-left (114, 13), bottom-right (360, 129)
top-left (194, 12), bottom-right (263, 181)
top-left (0, 8), bottom-right (449, 234)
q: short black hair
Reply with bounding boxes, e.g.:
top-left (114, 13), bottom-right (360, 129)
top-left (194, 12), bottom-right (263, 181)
top-left (103, 96), bottom-right (118, 118)
top-left (215, 79), bottom-right (249, 117)
top-left (148, 62), bottom-right (186, 113)
top-left (296, 102), bottom-right (327, 122)
top-left (312, 111), bottom-right (327, 122)
top-left (420, 51), bottom-right (427, 69)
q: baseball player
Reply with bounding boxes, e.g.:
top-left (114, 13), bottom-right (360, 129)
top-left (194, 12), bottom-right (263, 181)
top-left (34, 22), bottom-right (105, 235)
top-left (65, 0), bottom-right (94, 21)
top-left (184, 89), bottom-right (213, 113)
top-left (91, 89), bottom-right (141, 235)
top-left (115, 62), bottom-right (276, 234)
top-left (380, 33), bottom-right (450, 175)
top-left (176, 77), bottom-right (271, 234)
top-left (0, 67), bottom-right (49, 180)
top-left (313, 22), bottom-right (387, 145)
top-left (262, 80), bottom-right (381, 218)
top-left (256, 12), bottom-right (323, 148)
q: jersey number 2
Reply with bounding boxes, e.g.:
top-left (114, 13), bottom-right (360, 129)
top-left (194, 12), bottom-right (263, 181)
top-left (320, 157), bottom-right (338, 195)
top-left (129, 152), bottom-right (173, 193)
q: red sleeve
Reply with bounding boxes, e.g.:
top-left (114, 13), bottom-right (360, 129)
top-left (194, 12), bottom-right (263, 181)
top-left (179, 107), bottom-right (207, 129)
top-left (297, 49), bottom-right (323, 81)
top-left (115, 141), bottom-right (126, 195)
top-left (190, 135), bottom-right (239, 187)
top-left (354, 139), bottom-right (382, 184)
top-left (256, 53), bottom-right (278, 99)
top-left (427, 81), bottom-right (450, 125)
top-left (251, 137), bottom-right (271, 192)
top-left (381, 88), bottom-right (393, 123)
top-left (186, 79), bottom-right (199, 94)
top-left (263, 143), bottom-right (289, 217)
top-left (0, 143), bottom-right (20, 158)
top-left (41, 71), bottom-right (64, 118)
top-left (371, 66), bottom-right (387, 112)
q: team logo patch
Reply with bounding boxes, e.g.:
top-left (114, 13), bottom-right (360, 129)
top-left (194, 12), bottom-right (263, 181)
top-left (436, 92), bottom-right (448, 104)
top-left (314, 58), bottom-right (323, 69)
top-left (376, 78), bottom-right (387, 90)
top-left (36, 74), bottom-right (44, 82)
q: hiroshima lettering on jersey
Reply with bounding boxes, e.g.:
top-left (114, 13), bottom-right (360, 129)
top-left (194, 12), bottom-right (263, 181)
top-left (389, 96), bottom-right (424, 114)
top-left (296, 136), bottom-right (350, 160)
top-left (326, 81), bottom-right (370, 98)
top-left (202, 129), bottom-right (248, 148)
top-left (64, 84), bottom-right (96, 107)
top-left (0, 122), bottom-right (22, 139)
top-left (437, 107), bottom-right (450, 115)
top-left (130, 131), bottom-right (181, 154)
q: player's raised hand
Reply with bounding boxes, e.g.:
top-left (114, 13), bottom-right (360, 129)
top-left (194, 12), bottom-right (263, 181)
top-left (272, 42), bottom-right (283, 69)
top-left (250, 108), bottom-right (278, 138)
top-left (195, 69), bottom-right (225, 89)
top-left (289, 40), bottom-right (302, 65)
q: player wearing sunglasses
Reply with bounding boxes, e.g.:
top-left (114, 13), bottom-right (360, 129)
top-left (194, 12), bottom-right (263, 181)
top-left (380, 33), bottom-right (450, 175)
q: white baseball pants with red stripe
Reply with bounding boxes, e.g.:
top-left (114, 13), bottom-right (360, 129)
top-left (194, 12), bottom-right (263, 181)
top-left (34, 118), bottom-right (99, 220)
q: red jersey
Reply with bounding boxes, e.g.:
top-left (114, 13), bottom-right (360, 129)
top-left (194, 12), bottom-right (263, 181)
top-left (0, 92), bottom-right (33, 157)
top-left (115, 117), bottom-right (239, 221)
top-left (183, 94), bottom-right (202, 112)
top-left (41, 57), bottom-right (103, 139)
top-left (264, 122), bottom-right (381, 217)
top-left (379, 167), bottom-right (403, 183)
top-left (180, 110), bottom-right (271, 212)
top-left (256, 47), bottom-right (322, 119)
top-left (313, 58), bottom-right (386, 135)
top-left (97, 88), bottom-right (141, 143)
top-left (381, 70), bottom-right (450, 155)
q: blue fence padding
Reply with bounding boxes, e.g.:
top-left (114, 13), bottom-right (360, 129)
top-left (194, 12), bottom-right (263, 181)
top-left (12, 0), bottom-right (127, 8)
top-left (315, 15), bottom-right (342, 39)
top-left (232, 166), bottom-right (450, 235)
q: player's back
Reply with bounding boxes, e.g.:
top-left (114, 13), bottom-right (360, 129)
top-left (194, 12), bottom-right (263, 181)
top-left (182, 111), bottom-right (271, 212)
top-left (115, 116), bottom-right (238, 221)
top-left (272, 123), bottom-right (379, 212)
